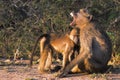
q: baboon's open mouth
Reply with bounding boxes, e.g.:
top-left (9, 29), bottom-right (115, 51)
top-left (70, 12), bottom-right (76, 26)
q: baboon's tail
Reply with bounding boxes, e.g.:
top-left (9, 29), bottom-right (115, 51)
top-left (29, 34), bottom-right (49, 67)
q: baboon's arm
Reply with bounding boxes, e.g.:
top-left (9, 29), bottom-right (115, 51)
top-left (59, 49), bottom-right (88, 77)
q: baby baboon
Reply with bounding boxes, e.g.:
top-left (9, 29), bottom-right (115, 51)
top-left (30, 28), bottom-right (79, 73)
top-left (59, 8), bottom-right (112, 77)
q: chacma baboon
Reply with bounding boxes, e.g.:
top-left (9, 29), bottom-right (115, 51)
top-left (59, 8), bottom-right (112, 77)
top-left (30, 28), bottom-right (80, 73)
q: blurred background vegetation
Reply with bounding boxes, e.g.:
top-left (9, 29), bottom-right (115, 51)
top-left (0, 0), bottom-right (120, 62)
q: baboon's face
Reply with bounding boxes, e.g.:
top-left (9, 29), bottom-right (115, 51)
top-left (70, 9), bottom-right (92, 27)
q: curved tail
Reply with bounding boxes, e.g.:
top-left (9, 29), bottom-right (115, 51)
top-left (29, 36), bottom-right (41, 66)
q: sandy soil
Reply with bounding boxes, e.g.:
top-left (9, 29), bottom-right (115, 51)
top-left (0, 60), bottom-right (120, 80)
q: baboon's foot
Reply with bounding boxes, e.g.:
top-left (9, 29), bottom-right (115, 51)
top-left (38, 69), bottom-right (51, 74)
top-left (38, 67), bottom-right (51, 74)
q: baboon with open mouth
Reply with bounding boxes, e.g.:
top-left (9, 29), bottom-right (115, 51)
top-left (59, 8), bottom-right (112, 77)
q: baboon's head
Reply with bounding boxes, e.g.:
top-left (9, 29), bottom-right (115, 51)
top-left (70, 8), bottom-right (92, 28)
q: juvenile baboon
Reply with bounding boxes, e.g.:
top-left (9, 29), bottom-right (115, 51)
top-left (30, 28), bottom-right (79, 73)
top-left (59, 8), bottom-right (112, 77)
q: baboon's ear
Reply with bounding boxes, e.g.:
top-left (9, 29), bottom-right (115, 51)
top-left (80, 9), bottom-right (89, 15)
top-left (80, 8), bottom-right (92, 21)
top-left (80, 9), bottom-right (89, 16)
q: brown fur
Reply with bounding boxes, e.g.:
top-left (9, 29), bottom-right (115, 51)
top-left (30, 28), bottom-right (79, 73)
top-left (59, 8), bottom-right (112, 77)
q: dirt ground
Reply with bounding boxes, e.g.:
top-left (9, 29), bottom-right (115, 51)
top-left (0, 60), bottom-right (120, 80)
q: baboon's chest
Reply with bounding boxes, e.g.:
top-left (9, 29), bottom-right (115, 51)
top-left (80, 30), bottom-right (92, 45)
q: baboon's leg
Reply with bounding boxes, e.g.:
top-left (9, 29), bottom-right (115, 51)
top-left (40, 37), bottom-right (46, 53)
top-left (84, 58), bottom-right (106, 73)
top-left (62, 49), bottom-right (73, 71)
top-left (68, 50), bottom-right (73, 62)
top-left (83, 58), bottom-right (93, 72)
top-left (38, 47), bottom-right (49, 73)
top-left (62, 53), bottom-right (69, 70)
top-left (44, 50), bottom-right (52, 71)
top-left (60, 44), bottom-right (70, 71)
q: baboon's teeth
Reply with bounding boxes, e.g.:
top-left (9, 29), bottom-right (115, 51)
top-left (70, 12), bottom-right (74, 17)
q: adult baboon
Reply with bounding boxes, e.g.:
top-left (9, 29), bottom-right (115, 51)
top-left (59, 8), bottom-right (112, 77)
top-left (30, 28), bottom-right (80, 73)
